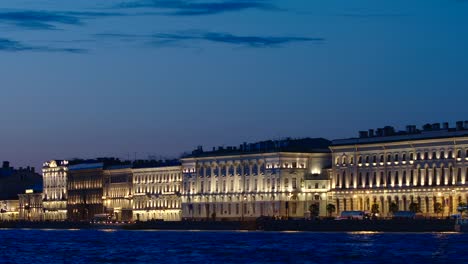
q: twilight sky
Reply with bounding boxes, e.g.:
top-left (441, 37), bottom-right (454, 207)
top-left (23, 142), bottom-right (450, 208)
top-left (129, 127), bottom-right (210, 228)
top-left (1, 0), bottom-right (468, 170)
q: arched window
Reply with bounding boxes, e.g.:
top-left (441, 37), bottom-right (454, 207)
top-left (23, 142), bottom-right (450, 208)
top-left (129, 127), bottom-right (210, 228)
top-left (432, 151), bottom-right (437, 159)
top-left (372, 155), bottom-right (377, 163)
top-left (342, 156), bottom-right (347, 165)
top-left (441, 166), bottom-right (446, 185)
top-left (410, 170), bottom-right (414, 186)
top-left (365, 156), bottom-right (369, 163)
top-left (441, 151), bottom-right (445, 159)
top-left (380, 155), bottom-right (384, 163)
top-left (402, 153), bottom-right (407, 161)
top-left (417, 152), bottom-right (421, 160)
top-left (457, 150), bottom-right (462, 159)
top-left (387, 154), bottom-right (392, 162)
top-left (358, 156), bottom-right (363, 164)
top-left (394, 154), bottom-right (399, 162)
top-left (410, 153), bottom-right (414, 161)
top-left (342, 172), bottom-right (346, 189)
top-left (449, 151), bottom-right (453, 159)
top-left (350, 157), bottom-right (354, 164)
top-left (449, 166), bottom-right (453, 185)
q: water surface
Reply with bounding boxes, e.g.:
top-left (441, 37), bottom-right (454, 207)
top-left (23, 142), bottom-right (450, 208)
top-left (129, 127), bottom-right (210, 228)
top-left (0, 229), bottom-right (466, 263)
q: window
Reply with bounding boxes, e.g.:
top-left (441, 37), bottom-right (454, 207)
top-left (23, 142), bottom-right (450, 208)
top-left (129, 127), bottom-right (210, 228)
top-left (254, 179), bottom-right (258, 191)
top-left (284, 178), bottom-right (289, 189)
top-left (223, 180), bottom-right (226, 192)
top-left (315, 183), bottom-right (319, 189)
top-left (200, 181), bottom-right (204, 193)
top-left (292, 178), bottom-right (297, 189)
top-left (246, 179), bottom-right (250, 191)
top-left (292, 162), bottom-right (297, 168)
top-left (394, 154), bottom-right (399, 162)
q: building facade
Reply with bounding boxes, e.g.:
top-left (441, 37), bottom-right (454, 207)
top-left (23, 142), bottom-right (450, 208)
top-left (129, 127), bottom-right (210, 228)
top-left (0, 200), bottom-right (19, 221)
top-left (67, 163), bottom-right (105, 221)
top-left (103, 166), bottom-right (133, 221)
top-left (132, 163), bottom-right (182, 221)
top-left (42, 160), bottom-right (69, 221)
top-left (181, 138), bottom-right (332, 220)
top-left (330, 122), bottom-right (468, 217)
top-left (18, 189), bottom-right (44, 221)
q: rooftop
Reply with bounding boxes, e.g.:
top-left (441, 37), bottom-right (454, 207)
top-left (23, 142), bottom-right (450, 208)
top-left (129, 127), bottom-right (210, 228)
top-left (332, 121), bottom-right (468, 146)
top-left (183, 138), bottom-right (331, 158)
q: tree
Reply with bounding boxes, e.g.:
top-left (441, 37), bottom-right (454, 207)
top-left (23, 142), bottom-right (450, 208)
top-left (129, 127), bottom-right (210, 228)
top-left (389, 202), bottom-right (399, 215)
top-left (409, 202), bottom-right (420, 213)
top-left (371, 204), bottom-right (380, 216)
top-left (309, 203), bottom-right (320, 219)
top-left (434, 202), bottom-right (443, 217)
top-left (326, 204), bottom-right (336, 217)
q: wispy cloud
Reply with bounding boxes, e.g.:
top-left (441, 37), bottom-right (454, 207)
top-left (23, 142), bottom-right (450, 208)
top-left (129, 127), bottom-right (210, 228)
top-left (116, 0), bottom-right (276, 15)
top-left (97, 31), bottom-right (323, 48)
top-left (0, 10), bottom-right (123, 30)
top-left (0, 38), bottom-right (85, 53)
top-left (154, 31), bottom-right (322, 47)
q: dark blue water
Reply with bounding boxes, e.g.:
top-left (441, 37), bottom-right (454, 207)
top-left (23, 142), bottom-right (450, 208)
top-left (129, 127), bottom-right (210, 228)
top-left (0, 229), bottom-right (467, 263)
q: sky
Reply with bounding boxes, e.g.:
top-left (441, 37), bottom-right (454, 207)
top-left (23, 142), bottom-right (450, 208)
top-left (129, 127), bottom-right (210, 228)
top-left (1, 0), bottom-right (468, 170)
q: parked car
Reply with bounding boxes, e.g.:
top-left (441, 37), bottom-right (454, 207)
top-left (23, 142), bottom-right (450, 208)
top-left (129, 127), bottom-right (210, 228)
top-left (336, 211), bottom-right (370, 220)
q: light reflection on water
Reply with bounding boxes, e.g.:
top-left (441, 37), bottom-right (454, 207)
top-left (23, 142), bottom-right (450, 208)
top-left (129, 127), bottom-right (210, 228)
top-left (0, 229), bottom-right (467, 263)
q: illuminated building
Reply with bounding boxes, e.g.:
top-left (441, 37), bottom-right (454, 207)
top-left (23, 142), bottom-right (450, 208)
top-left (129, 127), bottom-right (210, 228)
top-left (132, 161), bottom-right (182, 221)
top-left (0, 200), bottom-right (19, 221)
top-left (103, 166), bottom-right (133, 221)
top-left (330, 122), bottom-right (468, 217)
top-left (67, 162), bottom-right (105, 221)
top-left (181, 138), bottom-right (332, 220)
top-left (19, 188), bottom-right (43, 221)
top-left (42, 160), bottom-right (69, 221)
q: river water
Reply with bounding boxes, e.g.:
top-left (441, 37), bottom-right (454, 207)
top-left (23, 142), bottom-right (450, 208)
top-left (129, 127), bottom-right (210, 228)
top-left (0, 229), bottom-right (467, 263)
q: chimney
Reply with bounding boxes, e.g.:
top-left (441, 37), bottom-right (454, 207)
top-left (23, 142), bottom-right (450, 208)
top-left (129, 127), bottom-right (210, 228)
top-left (443, 122), bottom-right (449, 129)
top-left (359, 131), bottom-right (369, 138)
top-left (456, 121), bottom-right (464, 130)
top-left (422, 123), bottom-right (432, 131)
top-left (368, 129), bottom-right (375, 137)
top-left (376, 128), bottom-right (384, 137)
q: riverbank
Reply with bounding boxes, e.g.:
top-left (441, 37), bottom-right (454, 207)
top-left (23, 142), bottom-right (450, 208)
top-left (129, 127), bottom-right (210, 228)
top-left (0, 219), bottom-right (458, 232)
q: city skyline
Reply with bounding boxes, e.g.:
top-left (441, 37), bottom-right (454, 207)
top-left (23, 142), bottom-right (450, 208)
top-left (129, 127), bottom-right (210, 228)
top-left (2, 0), bottom-right (468, 170)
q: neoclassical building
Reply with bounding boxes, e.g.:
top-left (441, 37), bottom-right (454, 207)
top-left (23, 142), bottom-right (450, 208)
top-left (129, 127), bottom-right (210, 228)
top-left (181, 138), bottom-right (332, 220)
top-left (103, 166), bottom-right (133, 221)
top-left (330, 122), bottom-right (468, 217)
top-left (42, 160), bottom-right (69, 221)
top-left (132, 162), bottom-right (182, 221)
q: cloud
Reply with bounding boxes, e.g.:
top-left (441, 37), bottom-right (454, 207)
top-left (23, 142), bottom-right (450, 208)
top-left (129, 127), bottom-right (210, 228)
top-left (0, 10), bottom-right (123, 30)
top-left (152, 31), bottom-right (322, 47)
top-left (116, 0), bottom-right (276, 15)
top-left (97, 31), bottom-right (323, 48)
top-left (0, 38), bottom-right (85, 53)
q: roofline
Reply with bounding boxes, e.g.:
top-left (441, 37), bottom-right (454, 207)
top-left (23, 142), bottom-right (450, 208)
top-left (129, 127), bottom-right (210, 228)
top-left (181, 151), bottom-right (330, 162)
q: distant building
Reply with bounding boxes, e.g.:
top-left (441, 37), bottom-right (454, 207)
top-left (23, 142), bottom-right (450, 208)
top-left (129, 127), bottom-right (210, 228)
top-left (67, 158), bottom-right (130, 221)
top-left (103, 166), bottom-right (133, 221)
top-left (181, 138), bottom-right (332, 220)
top-left (19, 188), bottom-right (43, 221)
top-left (330, 121), bottom-right (468, 217)
top-left (67, 162), bottom-right (105, 221)
top-left (42, 160), bottom-right (69, 221)
top-left (0, 161), bottom-right (42, 201)
top-left (0, 200), bottom-right (19, 221)
top-left (132, 160), bottom-right (182, 222)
